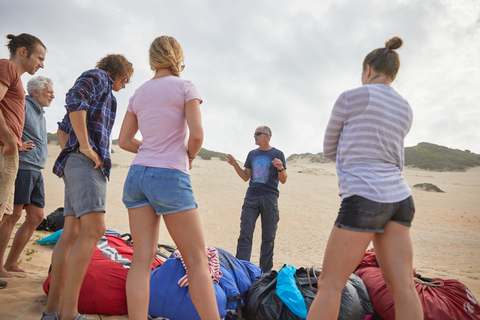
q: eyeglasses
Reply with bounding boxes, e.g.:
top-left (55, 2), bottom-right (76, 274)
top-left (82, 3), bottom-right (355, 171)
top-left (254, 132), bottom-right (268, 136)
top-left (180, 61), bottom-right (185, 72)
top-left (121, 77), bottom-right (131, 85)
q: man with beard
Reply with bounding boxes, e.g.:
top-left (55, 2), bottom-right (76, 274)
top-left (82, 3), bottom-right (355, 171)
top-left (0, 76), bottom-right (54, 277)
top-left (0, 33), bottom-right (46, 286)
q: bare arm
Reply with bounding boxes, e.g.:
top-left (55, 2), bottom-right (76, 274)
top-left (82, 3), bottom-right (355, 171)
top-left (185, 99), bottom-right (203, 169)
top-left (0, 81), bottom-right (17, 156)
top-left (118, 111), bottom-right (142, 153)
top-left (69, 110), bottom-right (103, 170)
top-left (271, 157), bottom-right (287, 184)
top-left (57, 129), bottom-right (68, 149)
top-left (226, 154), bottom-right (252, 182)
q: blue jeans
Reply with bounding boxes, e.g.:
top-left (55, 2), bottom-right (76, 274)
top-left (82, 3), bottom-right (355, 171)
top-left (236, 193), bottom-right (279, 272)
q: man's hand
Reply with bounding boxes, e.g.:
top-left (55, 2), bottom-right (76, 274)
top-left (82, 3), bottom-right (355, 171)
top-left (19, 140), bottom-right (35, 152)
top-left (271, 158), bottom-right (283, 170)
top-left (81, 147), bottom-right (103, 170)
top-left (226, 154), bottom-right (237, 166)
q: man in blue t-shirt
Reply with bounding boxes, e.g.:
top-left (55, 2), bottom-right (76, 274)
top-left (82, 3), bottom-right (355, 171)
top-left (227, 125), bottom-right (287, 272)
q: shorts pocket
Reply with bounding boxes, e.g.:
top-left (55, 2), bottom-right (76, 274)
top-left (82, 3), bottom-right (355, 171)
top-left (149, 174), bottom-right (179, 205)
top-left (408, 196), bottom-right (416, 214)
top-left (123, 167), bottom-right (139, 200)
top-left (354, 196), bottom-right (385, 218)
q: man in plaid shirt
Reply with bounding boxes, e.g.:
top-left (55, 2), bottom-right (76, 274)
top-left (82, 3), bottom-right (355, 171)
top-left (42, 54), bottom-right (133, 320)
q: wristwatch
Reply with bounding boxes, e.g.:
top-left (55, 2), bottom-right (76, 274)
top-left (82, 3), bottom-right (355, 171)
top-left (277, 168), bottom-right (284, 172)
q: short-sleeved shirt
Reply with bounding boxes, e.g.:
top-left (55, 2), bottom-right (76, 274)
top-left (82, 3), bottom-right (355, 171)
top-left (19, 95), bottom-right (47, 171)
top-left (245, 147), bottom-right (286, 196)
top-left (0, 59), bottom-right (25, 147)
top-left (127, 75), bottom-right (202, 175)
top-left (53, 69), bottom-right (116, 179)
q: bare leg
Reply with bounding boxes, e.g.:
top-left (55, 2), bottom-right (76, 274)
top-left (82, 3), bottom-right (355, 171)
top-left (44, 215), bottom-right (81, 314)
top-left (0, 204), bottom-right (24, 277)
top-left (373, 222), bottom-right (423, 320)
top-left (164, 208), bottom-right (221, 320)
top-left (306, 227), bottom-right (374, 320)
top-left (4, 204), bottom-right (44, 272)
top-left (58, 211), bottom-right (105, 320)
top-left (125, 206), bottom-right (161, 320)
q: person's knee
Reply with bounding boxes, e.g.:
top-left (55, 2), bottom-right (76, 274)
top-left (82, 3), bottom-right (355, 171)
top-left (80, 222), bottom-right (105, 242)
top-left (317, 274), bottom-right (348, 294)
top-left (384, 275), bottom-right (416, 295)
top-left (26, 209), bottom-right (44, 226)
top-left (9, 207), bottom-right (24, 223)
top-left (182, 248), bottom-right (209, 269)
top-left (132, 248), bottom-right (156, 268)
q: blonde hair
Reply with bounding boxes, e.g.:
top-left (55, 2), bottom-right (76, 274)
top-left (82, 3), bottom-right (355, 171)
top-left (363, 36), bottom-right (403, 79)
top-left (149, 36), bottom-right (184, 76)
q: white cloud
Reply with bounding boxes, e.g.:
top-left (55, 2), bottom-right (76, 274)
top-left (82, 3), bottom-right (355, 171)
top-left (1, 0), bottom-right (479, 159)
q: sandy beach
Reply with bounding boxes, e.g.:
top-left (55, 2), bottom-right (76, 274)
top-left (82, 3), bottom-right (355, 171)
top-left (0, 144), bottom-right (479, 319)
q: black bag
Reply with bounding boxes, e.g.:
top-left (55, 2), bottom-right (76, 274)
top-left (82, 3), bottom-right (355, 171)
top-left (36, 207), bottom-right (65, 232)
top-left (244, 266), bottom-right (373, 320)
top-left (245, 267), bottom-right (318, 320)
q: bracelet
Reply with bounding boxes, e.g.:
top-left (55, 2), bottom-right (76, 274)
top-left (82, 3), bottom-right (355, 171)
top-left (189, 155), bottom-right (196, 161)
top-left (277, 167), bottom-right (284, 172)
top-left (79, 145), bottom-right (93, 152)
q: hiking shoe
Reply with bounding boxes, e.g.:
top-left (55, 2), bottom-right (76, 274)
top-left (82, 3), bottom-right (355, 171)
top-left (40, 311), bottom-right (58, 320)
top-left (73, 314), bottom-right (94, 320)
top-left (0, 279), bottom-right (6, 289)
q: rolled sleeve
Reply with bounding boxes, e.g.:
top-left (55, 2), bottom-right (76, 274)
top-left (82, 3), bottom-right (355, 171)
top-left (65, 73), bottom-right (103, 113)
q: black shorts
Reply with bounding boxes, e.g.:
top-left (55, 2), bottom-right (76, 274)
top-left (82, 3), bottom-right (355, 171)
top-left (334, 195), bottom-right (415, 233)
top-left (13, 169), bottom-right (45, 208)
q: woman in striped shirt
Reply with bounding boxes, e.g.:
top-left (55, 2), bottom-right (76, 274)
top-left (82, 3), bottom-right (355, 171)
top-left (307, 37), bottom-right (423, 320)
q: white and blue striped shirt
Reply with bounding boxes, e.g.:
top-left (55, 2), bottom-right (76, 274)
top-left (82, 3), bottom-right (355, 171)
top-left (324, 84), bottom-right (413, 203)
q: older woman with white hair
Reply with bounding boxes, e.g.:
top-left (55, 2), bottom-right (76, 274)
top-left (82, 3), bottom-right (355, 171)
top-left (0, 75), bottom-right (54, 278)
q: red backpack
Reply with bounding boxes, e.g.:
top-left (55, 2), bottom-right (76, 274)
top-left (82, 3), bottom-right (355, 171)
top-left (43, 234), bottom-right (163, 315)
top-left (355, 249), bottom-right (480, 320)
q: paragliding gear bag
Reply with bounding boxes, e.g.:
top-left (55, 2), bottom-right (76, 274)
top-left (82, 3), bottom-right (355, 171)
top-left (245, 267), bottom-right (318, 320)
top-left (36, 207), bottom-right (65, 232)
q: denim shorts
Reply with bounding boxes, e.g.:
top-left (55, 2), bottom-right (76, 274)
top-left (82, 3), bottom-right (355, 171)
top-left (334, 195), bottom-right (415, 233)
top-left (63, 152), bottom-right (107, 218)
top-left (122, 165), bottom-right (197, 215)
top-left (14, 169), bottom-right (45, 208)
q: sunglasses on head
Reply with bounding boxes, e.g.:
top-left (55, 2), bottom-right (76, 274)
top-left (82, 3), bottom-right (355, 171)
top-left (254, 132), bottom-right (267, 136)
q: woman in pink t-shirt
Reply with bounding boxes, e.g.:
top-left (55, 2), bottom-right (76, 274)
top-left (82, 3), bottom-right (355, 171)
top-left (119, 36), bottom-right (220, 320)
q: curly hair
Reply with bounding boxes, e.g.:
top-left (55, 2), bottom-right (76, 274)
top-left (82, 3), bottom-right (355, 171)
top-left (96, 54), bottom-right (134, 83)
top-left (6, 33), bottom-right (46, 57)
top-left (363, 36), bottom-right (403, 79)
top-left (149, 36), bottom-right (184, 77)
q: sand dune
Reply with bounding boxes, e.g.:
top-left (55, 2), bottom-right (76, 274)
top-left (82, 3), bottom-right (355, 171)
top-left (0, 144), bottom-right (479, 319)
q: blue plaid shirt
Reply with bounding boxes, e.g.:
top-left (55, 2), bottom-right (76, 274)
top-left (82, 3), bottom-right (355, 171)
top-left (53, 69), bottom-right (117, 179)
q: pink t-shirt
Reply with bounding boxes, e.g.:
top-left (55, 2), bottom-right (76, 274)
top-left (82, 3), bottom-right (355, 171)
top-left (127, 76), bottom-right (202, 174)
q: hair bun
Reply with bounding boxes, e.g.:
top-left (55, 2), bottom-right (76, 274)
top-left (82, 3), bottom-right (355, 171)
top-left (385, 36), bottom-right (403, 50)
top-left (6, 34), bottom-right (15, 40)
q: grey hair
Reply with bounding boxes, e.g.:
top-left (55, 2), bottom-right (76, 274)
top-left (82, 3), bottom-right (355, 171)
top-left (27, 75), bottom-right (53, 96)
top-left (262, 125), bottom-right (272, 137)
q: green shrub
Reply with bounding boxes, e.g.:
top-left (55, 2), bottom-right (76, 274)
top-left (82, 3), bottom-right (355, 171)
top-left (413, 183), bottom-right (444, 193)
top-left (405, 142), bottom-right (480, 171)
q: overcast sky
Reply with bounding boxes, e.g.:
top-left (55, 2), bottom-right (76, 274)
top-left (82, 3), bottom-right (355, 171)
top-left (1, 0), bottom-right (479, 159)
